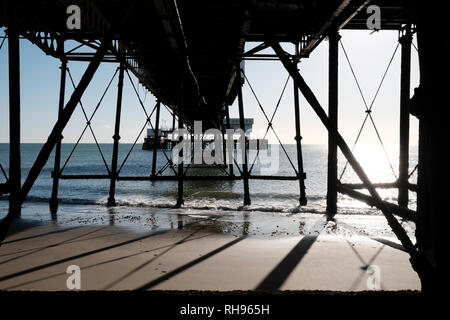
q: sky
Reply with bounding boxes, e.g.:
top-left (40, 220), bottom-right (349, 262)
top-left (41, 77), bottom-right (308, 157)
top-left (0, 28), bottom-right (419, 147)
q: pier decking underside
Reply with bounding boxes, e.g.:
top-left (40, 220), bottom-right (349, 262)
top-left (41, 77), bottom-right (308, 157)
top-left (1, 0), bottom-right (412, 128)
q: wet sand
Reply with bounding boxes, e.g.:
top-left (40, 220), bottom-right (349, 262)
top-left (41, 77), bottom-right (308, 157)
top-left (0, 216), bottom-right (420, 291)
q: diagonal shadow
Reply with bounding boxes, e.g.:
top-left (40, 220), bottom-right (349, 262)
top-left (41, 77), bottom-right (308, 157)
top-left (0, 230), bottom-right (127, 258)
top-left (0, 229), bottom-right (170, 283)
top-left (345, 237), bottom-right (385, 270)
top-left (0, 226), bottom-right (109, 265)
top-left (2, 233), bottom-right (213, 290)
top-left (0, 217), bottom-right (213, 284)
top-left (346, 238), bottom-right (385, 291)
top-left (255, 235), bottom-right (318, 291)
top-left (103, 226), bottom-right (207, 289)
top-left (137, 235), bottom-right (247, 290)
top-left (1, 226), bottom-right (82, 245)
top-left (371, 237), bottom-right (405, 252)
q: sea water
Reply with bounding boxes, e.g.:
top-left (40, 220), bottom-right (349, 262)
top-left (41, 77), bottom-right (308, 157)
top-left (0, 143), bottom-right (417, 238)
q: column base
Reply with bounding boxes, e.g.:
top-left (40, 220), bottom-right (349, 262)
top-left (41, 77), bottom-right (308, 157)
top-left (49, 197), bottom-right (59, 214)
top-left (299, 196), bottom-right (307, 206)
top-left (107, 197), bottom-right (116, 207)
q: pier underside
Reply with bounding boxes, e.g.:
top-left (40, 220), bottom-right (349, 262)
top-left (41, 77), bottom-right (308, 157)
top-left (0, 0), bottom-right (449, 293)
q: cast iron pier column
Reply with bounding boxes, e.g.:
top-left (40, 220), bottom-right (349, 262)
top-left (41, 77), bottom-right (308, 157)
top-left (107, 59), bottom-right (125, 207)
top-left (151, 100), bottom-right (161, 176)
top-left (236, 61), bottom-right (251, 206)
top-left (50, 39), bottom-right (66, 214)
top-left (8, 28), bottom-right (21, 217)
top-left (176, 81), bottom-right (184, 208)
top-left (326, 31), bottom-right (340, 219)
top-left (398, 28), bottom-right (412, 208)
top-left (293, 44), bottom-right (307, 206)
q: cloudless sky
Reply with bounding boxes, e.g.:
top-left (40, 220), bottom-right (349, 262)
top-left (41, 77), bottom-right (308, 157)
top-left (0, 28), bottom-right (419, 147)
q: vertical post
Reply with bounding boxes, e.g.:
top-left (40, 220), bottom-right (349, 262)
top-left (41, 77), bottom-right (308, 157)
top-left (0, 37), bottom-right (108, 244)
top-left (151, 100), bottom-right (161, 176)
top-left (236, 61), bottom-right (251, 205)
top-left (414, 4), bottom-right (450, 292)
top-left (326, 31), bottom-right (340, 219)
top-left (225, 106), bottom-right (234, 176)
top-left (107, 59), bottom-right (125, 207)
top-left (221, 113), bottom-right (227, 167)
top-left (398, 28), bottom-right (412, 208)
top-left (50, 38), bottom-right (66, 214)
top-left (175, 81), bottom-right (184, 208)
top-left (171, 113), bottom-right (176, 150)
top-left (271, 39), bottom-right (421, 284)
top-left (293, 44), bottom-right (307, 206)
top-left (221, 122), bottom-right (227, 165)
top-left (8, 28), bottom-right (21, 217)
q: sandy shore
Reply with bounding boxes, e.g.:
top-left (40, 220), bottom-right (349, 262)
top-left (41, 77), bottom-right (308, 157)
top-left (0, 216), bottom-right (420, 291)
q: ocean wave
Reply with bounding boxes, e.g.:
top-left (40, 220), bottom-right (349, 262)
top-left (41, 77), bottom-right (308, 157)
top-left (1, 194), bottom-right (325, 214)
top-left (0, 193), bottom-right (387, 216)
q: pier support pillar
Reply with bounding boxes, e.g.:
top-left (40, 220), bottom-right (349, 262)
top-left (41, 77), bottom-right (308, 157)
top-left (225, 106), bottom-right (234, 176)
top-left (151, 100), bottom-right (161, 176)
top-left (326, 31), bottom-right (340, 219)
top-left (398, 28), bottom-right (412, 208)
top-left (221, 112), bottom-right (227, 167)
top-left (293, 44), bottom-right (307, 206)
top-left (0, 37), bottom-right (108, 244)
top-left (50, 39), bottom-right (66, 215)
top-left (8, 28), bottom-right (21, 218)
top-left (236, 61), bottom-right (251, 206)
top-left (171, 113), bottom-right (176, 150)
top-left (270, 39), bottom-right (420, 271)
top-left (108, 59), bottom-right (125, 207)
top-left (175, 83), bottom-right (184, 208)
top-left (414, 5), bottom-right (450, 293)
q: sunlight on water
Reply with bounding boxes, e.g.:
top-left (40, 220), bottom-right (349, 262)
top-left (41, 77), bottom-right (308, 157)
top-left (338, 143), bottom-right (417, 210)
top-left (351, 144), bottom-right (399, 182)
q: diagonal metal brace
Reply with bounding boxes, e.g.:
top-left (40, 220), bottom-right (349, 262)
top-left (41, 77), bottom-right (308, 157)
top-left (0, 40), bottom-right (109, 246)
top-left (269, 39), bottom-right (421, 264)
top-left (17, 43), bottom-right (109, 205)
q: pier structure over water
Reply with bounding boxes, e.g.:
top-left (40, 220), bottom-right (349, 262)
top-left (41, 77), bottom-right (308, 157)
top-left (0, 0), bottom-right (449, 292)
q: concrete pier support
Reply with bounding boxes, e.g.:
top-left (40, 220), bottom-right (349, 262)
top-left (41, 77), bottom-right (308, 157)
top-left (108, 60), bottom-right (125, 207)
top-left (398, 28), bottom-right (412, 208)
top-left (151, 100), bottom-right (161, 176)
top-left (326, 31), bottom-right (340, 219)
top-left (8, 29), bottom-right (21, 218)
top-left (50, 39), bottom-right (66, 214)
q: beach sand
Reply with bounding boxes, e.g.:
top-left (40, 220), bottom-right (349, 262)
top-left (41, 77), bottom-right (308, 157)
top-left (0, 215), bottom-right (420, 291)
